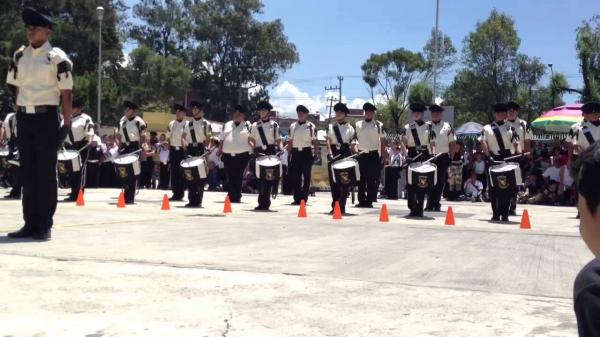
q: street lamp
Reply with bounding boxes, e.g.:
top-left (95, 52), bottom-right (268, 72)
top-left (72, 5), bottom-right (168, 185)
top-left (548, 63), bottom-right (555, 107)
top-left (96, 6), bottom-right (104, 125)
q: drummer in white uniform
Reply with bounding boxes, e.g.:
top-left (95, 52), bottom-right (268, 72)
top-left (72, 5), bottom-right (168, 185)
top-left (249, 101), bottom-right (281, 211)
top-left (572, 102), bottom-right (600, 155)
top-left (326, 103), bottom-right (355, 215)
top-left (182, 101), bottom-right (211, 207)
top-left (1, 110), bottom-right (21, 199)
top-left (480, 103), bottom-right (521, 222)
top-left (116, 100), bottom-right (147, 204)
top-left (425, 104), bottom-right (456, 212)
top-left (62, 98), bottom-right (94, 201)
top-left (166, 103), bottom-right (187, 201)
top-left (506, 101), bottom-right (533, 215)
top-left (288, 105), bottom-right (319, 205)
top-left (402, 103), bottom-right (432, 217)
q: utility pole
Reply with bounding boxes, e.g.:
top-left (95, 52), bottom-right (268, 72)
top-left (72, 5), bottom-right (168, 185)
top-left (548, 63), bottom-right (556, 107)
top-left (432, 0), bottom-right (440, 104)
top-left (325, 76), bottom-right (344, 103)
top-left (326, 96), bottom-right (338, 122)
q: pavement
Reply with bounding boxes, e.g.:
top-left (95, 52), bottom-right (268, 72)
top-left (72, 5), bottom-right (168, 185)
top-left (0, 187), bottom-right (590, 337)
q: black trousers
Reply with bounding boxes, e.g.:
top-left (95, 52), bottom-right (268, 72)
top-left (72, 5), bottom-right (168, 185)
top-left (384, 166), bottom-right (401, 199)
top-left (65, 141), bottom-right (88, 198)
top-left (357, 151), bottom-right (380, 205)
top-left (159, 163), bottom-right (169, 190)
top-left (281, 165), bottom-right (293, 195)
top-left (119, 143), bottom-right (140, 203)
top-left (255, 147), bottom-right (277, 209)
top-left (169, 148), bottom-right (185, 199)
top-left (290, 148), bottom-right (313, 203)
top-left (186, 145), bottom-right (206, 206)
top-left (222, 152), bottom-right (250, 202)
top-left (489, 154), bottom-right (514, 219)
top-left (16, 111), bottom-right (60, 232)
top-left (426, 153), bottom-right (450, 210)
top-left (328, 161), bottom-right (351, 213)
top-left (7, 164), bottom-right (22, 197)
top-left (85, 161), bottom-right (100, 188)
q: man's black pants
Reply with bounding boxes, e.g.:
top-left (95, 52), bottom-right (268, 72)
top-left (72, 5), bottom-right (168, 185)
top-left (426, 153), bottom-right (450, 210)
top-left (290, 148), bottom-right (313, 203)
top-left (357, 151), bottom-right (380, 205)
top-left (16, 111), bottom-right (60, 232)
top-left (169, 147), bottom-right (185, 199)
top-left (222, 152), bottom-right (250, 203)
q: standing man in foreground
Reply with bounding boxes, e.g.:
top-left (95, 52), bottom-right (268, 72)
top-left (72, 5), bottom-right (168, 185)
top-left (5, 8), bottom-right (73, 240)
top-left (506, 101), bottom-right (533, 216)
top-left (288, 105), bottom-right (319, 205)
top-left (166, 103), bottom-right (188, 201)
top-left (183, 101), bottom-right (212, 207)
top-left (116, 101), bottom-right (147, 204)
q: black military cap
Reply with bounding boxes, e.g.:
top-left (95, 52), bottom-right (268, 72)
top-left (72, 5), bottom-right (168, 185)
top-left (409, 103), bottom-right (426, 113)
top-left (362, 102), bottom-right (377, 112)
top-left (493, 103), bottom-right (508, 113)
top-left (429, 104), bottom-right (445, 113)
top-left (173, 103), bottom-right (186, 112)
top-left (582, 102), bottom-right (600, 114)
top-left (257, 101), bottom-right (273, 110)
top-left (234, 104), bottom-right (247, 114)
top-left (123, 100), bottom-right (138, 110)
top-left (296, 105), bottom-right (309, 113)
top-left (22, 7), bottom-right (54, 29)
top-left (333, 102), bottom-right (349, 114)
top-left (72, 98), bottom-right (84, 108)
top-left (507, 101), bottom-right (521, 111)
top-left (190, 101), bottom-right (203, 109)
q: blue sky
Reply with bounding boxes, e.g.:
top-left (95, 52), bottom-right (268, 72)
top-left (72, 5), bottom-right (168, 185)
top-left (124, 0), bottom-right (600, 115)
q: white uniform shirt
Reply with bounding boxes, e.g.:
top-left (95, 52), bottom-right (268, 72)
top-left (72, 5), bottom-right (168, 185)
top-left (327, 122), bottom-right (355, 146)
top-left (222, 120), bottom-right (252, 154)
top-left (289, 121), bottom-right (317, 149)
top-left (573, 121), bottom-right (600, 151)
top-left (355, 119), bottom-right (385, 152)
top-left (118, 116), bottom-right (146, 143)
top-left (65, 113), bottom-right (94, 145)
top-left (166, 119), bottom-right (187, 148)
top-left (480, 122), bottom-right (517, 155)
top-left (403, 122), bottom-right (430, 148)
top-left (184, 118), bottom-right (211, 145)
top-left (566, 121), bottom-right (582, 144)
top-left (507, 118), bottom-right (533, 150)
top-left (250, 120), bottom-right (280, 148)
top-left (2, 113), bottom-right (17, 140)
top-left (6, 41), bottom-right (73, 111)
top-left (428, 121), bottom-right (456, 154)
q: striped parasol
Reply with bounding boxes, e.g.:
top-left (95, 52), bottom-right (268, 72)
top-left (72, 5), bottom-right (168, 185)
top-left (531, 104), bottom-right (583, 133)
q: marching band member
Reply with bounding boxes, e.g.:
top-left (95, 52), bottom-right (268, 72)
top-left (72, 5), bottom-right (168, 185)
top-left (116, 100), bottom-right (147, 204)
top-left (402, 103), bottom-right (431, 217)
top-left (506, 101), bottom-right (533, 215)
top-left (182, 101), bottom-right (212, 207)
top-left (166, 103), bottom-right (188, 201)
top-left (288, 105), bottom-right (319, 205)
top-left (249, 101), bottom-right (281, 211)
top-left (480, 103), bottom-right (521, 222)
top-left (425, 104), bottom-right (456, 212)
top-left (62, 98), bottom-right (94, 201)
top-left (354, 102), bottom-right (386, 208)
top-left (1, 110), bottom-right (21, 199)
top-left (5, 8), bottom-right (73, 240)
top-left (572, 102), bottom-right (600, 156)
top-left (218, 105), bottom-right (252, 203)
top-left (326, 103), bottom-right (355, 215)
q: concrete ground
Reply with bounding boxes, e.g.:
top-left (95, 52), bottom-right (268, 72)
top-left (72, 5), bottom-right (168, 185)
top-left (0, 187), bottom-right (589, 337)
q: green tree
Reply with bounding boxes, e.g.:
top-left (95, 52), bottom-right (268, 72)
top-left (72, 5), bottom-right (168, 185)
top-left (423, 29), bottom-right (456, 96)
top-left (408, 82), bottom-right (433, 106)
top-left (361, 48), bottom-right (427, 131)
top-left (576, 15), bottom-right (600, 102)
top-left (514, 54), bottom-right (547, 121)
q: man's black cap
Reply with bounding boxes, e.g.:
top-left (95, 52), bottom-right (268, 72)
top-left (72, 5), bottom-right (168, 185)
top-left (190, 101), bottom-right (203, 109)
top-left (362, 102), bottom-right (376, 112)
top-left (409, 103), bottom-right (426, 113)
top-left (493, 103), bottom-right (508, 113)
top-left (582, 102), bottom-right (600, 114)
top-left (23, 7), bottom-right (54, 29)
top-left (296, 105), bottom-right (309, 113)
top-left (173, 103), bottom-right (186, 112)
top-left (123, 100), bottom-right (138, 110)
top-left (234, 105), bottom-right (246, 114)
top-left (333, 102), bottom-right (349, 114)
top-left (72, 98), bottom-right (84, 108)
top-left (429, 104), bottom-right (444, 113)
top-left (257, 101), bottom-right (273, 110)
top-left (507, 101), bottom-right (521, 111)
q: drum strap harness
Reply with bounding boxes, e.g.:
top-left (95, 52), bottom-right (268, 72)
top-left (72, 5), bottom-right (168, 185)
top-left (410, 123), bottom-right (422, 149)
top-left (8, 117), bottom-right (15, 139)
top-left (582, 125), bottom-right (596, 145)
top-left (492, 124), bottom-right (507, 154)
top-left (333, 124), bottom-right (345, 147)
top-left (257, 122), bottom-right (270, 148)
top-left (121, 121), bottom-right (131, 143)
top-left (189, 121), bottom-right (198, 144)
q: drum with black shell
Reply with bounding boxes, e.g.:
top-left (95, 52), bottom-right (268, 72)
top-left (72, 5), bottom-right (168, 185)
top-left (180, 156), bottom-right (209, 184)
top-left (331, 158), bottom-right (360, 186)
top-left (408, 162), bottom-right (437, 194)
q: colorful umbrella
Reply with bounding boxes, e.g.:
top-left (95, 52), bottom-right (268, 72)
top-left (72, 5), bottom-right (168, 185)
top-left (531, 104), bottom-right (583, 133)
top-left (455, 122), bottom-right (484, 136)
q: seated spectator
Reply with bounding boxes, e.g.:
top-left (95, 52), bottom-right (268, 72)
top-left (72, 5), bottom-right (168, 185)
top-left (463, 171), bottom-right (484, 202)
top-left (543, 180), bottom-right (561, 206)
top-left (472, 152), bottom-right (487, 195)
top-left (242, 171), bottom-right (258, 194)
top-left (542, 156), bottom-right (562, 185)
top-left (519, 171), bottom-right (545, 204)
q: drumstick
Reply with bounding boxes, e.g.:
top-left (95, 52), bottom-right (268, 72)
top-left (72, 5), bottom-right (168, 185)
top-left (424, 152), bottom-right (444, 164)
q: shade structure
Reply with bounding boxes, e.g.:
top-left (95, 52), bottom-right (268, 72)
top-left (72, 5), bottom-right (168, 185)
top-left (455, 122), bottom-right (483, 136)
top-left (531, 104), bottom-right (583, 133)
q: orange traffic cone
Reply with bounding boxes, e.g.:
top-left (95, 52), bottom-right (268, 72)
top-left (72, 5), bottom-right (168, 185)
top-left (445, 206), bottom-right (455, 226)
top-left (76, 189), bottom-right (85, 206)
top-left (223, 195), bottom-right (232, 213)
top-left (117, 191), bottom-right (126, 208)
top-left (379, 203), bottom-right (389, 222)
top-left (161, 194), bottom-right (170, 210)
top-left (520, 209), bottom-right (531, 229)
top-left (298, 200), bottom-right (307, 218)
top-left (333, 201), bottom-right (342, 220)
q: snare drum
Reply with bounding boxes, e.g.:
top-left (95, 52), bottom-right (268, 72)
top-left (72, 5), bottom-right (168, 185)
top-left (57, 149), bottom-right (82, 174)
top-left (489, 162), bottom-right (522, 196)
top-left (408, 162), bottom-right (437, 191)
top-left (331, 158), bottom-right (360, 185)
top-left (181, 156), bottom-right (209, 183)
top-left (113, 153), bottom-right (141, 181)
top-left (255, 155), bottom-right (282, 181)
